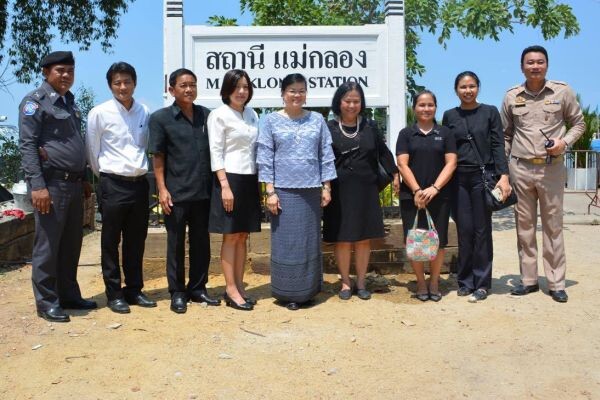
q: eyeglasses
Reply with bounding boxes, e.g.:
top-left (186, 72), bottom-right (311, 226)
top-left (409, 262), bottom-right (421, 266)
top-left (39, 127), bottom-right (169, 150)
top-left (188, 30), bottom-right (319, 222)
top-left (286, 90), bottom-right (307, 96)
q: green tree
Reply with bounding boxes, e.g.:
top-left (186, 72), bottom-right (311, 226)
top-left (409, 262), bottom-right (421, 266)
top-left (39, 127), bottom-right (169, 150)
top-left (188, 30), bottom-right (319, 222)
top-left (0, 0), bottom-right (132, 85)
top-left (207, 15), bottom-right (239, 26)
top-left (231, 0), bottom-right (579, 96)
top-left (75, 85), bottom-right (96, 137)
top-left (0, 124), bottom-right (21, 186)
top-left (573, 103), bottom-right (599, 167)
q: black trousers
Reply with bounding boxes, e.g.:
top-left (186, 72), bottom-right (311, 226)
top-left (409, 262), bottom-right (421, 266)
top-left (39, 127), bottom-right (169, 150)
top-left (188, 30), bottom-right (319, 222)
top-left (164, 200), bottom-right (211, 296)
top-left (31, 180), bottom-right (83, 311)
top-left (99, 175), bottom-right (149, 300)
top-left (453, 169), bottom-right (493, 291)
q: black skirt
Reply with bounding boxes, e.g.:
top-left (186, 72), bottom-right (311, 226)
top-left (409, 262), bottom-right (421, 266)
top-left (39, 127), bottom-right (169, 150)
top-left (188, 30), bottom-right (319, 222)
top-left (208, 172), bottom-right (261, 234)
top-left (322, 178), bottom-right (384, 242)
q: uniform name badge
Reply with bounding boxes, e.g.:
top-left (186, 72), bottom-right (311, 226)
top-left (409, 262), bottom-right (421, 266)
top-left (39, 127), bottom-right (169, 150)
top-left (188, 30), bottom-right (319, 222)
top-left (514, 96), bottom-right (526, 108)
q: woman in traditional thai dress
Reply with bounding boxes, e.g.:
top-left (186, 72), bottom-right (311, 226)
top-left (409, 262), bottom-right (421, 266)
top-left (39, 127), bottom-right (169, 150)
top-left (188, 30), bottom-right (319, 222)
top-left (257, 73), bottom-right (337, 310)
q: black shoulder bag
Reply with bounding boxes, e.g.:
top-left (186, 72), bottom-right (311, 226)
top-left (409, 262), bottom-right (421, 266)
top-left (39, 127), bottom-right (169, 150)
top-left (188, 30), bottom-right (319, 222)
top-left (464, 119), bottom-right (517, 212)
top-left (372, 122), bottom-right (394, 192)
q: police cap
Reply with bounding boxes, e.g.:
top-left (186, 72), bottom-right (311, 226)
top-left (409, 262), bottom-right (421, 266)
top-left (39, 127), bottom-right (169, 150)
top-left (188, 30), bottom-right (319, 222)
top-left (40, 51), bottom-right (75, 68)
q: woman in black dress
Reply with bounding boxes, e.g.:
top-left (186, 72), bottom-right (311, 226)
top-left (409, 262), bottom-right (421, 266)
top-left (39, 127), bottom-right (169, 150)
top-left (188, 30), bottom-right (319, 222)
top-left (442, 71), bottom-right (511, 303)
top-left (396, 90), bottom-right (457, 302)
top-left (323, 82), bottom-right (399, 300)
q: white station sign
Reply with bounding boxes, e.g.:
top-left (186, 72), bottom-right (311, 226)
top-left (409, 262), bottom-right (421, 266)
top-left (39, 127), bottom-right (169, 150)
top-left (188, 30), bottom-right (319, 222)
top-left (184, 25), bottom-right (388, 108)
top-left (163, 0), bottom-right (406, 147)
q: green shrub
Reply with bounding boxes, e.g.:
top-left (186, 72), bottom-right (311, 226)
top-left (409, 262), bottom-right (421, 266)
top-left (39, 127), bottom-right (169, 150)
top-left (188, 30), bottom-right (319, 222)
top-left (0, 125), bottom-right (21, 188)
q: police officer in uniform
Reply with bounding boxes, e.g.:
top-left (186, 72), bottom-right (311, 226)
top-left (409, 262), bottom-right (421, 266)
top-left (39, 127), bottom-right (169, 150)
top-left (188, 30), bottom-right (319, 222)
top-left (501, 45), bottom-right (585, 303)
top-left (19, 51), bottom-right (97, 322)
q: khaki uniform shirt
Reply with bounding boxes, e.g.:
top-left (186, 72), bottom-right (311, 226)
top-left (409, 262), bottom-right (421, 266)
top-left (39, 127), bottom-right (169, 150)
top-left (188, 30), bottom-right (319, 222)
top-left (501, 80), bottom-right (585, 158)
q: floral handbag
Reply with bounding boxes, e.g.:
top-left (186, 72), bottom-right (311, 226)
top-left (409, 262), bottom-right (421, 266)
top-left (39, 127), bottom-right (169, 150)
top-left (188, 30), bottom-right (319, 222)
top-left (406, 208), bottom-right (439, 262)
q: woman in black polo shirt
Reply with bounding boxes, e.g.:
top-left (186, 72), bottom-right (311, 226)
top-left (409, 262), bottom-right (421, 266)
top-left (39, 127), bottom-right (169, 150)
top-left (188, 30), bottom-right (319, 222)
top-left (396, 90), bottom-right (457, 302)
top-left (442, 71), bottom-right (511, 303)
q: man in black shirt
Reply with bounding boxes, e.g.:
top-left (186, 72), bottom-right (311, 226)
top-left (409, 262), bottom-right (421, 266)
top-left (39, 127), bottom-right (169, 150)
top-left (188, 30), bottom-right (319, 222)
top-left (148, 68), bottom-right (220, 313)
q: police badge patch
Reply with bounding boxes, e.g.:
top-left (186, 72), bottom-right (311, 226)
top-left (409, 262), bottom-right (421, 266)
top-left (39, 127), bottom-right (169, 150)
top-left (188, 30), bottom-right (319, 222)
top-left (22, 101), bottom-right (39, 116)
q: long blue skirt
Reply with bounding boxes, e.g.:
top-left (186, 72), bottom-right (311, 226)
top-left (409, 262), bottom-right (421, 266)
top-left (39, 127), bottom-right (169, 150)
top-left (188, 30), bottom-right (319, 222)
top-left (270, 188), bottom-right (322, 303)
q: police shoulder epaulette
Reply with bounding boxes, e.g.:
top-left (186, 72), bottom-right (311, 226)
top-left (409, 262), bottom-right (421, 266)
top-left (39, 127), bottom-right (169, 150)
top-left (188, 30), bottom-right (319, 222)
top-left (548, 80), bottom-right (567, 86)
top-left (506, 84), bottom-right (521, 93)
top-left (30, 91), bottom-right (45, 101)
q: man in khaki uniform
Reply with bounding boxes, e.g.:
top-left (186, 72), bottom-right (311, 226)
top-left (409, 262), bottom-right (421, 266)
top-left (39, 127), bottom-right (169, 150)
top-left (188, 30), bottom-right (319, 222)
top-left (501, 45), bottom-right (585, 303)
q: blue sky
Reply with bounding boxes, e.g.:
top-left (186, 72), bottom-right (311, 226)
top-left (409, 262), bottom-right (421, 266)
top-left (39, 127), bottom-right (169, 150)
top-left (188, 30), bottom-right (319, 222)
top-left (1, 0), bottom-right (599, 128)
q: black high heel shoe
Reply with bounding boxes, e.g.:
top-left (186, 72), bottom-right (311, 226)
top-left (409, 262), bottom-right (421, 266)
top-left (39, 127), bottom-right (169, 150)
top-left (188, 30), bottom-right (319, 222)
top-left (223, 292), bottom-right (254, 311)
top-left (223, 292), bottom-right (257, 306)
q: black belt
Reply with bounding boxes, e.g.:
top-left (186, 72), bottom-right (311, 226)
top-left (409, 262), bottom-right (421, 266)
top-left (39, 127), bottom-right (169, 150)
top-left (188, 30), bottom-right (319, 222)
top-left (100, 172), bottom-right (147, 182)
top-left (44, 169), bottom-right (84, 182)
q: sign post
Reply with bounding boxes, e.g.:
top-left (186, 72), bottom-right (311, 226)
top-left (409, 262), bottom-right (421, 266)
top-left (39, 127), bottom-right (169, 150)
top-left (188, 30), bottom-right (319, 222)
top-left (163, 0), bottom-right (406, 148)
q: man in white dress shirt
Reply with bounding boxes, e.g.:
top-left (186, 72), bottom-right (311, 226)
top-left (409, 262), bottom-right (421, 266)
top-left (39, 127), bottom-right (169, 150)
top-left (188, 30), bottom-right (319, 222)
top-left (86, 62), bottom-right (156, 313)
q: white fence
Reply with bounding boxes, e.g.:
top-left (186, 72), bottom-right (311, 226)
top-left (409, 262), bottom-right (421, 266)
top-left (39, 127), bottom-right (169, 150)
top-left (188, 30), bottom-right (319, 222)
top-left (564, 150), bottom-right (599, 192)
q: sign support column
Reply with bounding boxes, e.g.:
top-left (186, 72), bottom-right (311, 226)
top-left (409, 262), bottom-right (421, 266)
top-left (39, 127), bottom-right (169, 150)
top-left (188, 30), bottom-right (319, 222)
top-left (163, 0), bottom-right (184, 102)
top-left (385, 0), bottom-right (407, 150)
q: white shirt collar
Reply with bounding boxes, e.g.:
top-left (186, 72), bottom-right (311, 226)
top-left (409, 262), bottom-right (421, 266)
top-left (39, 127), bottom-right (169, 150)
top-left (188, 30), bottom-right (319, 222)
top-left (112, 98), bottom-right (136, 113)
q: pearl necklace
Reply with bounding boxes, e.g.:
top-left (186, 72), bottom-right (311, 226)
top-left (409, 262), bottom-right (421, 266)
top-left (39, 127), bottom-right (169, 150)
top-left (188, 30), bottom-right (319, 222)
top-left (339, 116), bottom-right (361, 139)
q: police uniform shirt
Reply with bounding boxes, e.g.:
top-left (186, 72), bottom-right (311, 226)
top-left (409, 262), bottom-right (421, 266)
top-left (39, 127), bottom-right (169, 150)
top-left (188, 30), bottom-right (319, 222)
top-left (395, 123), bottom-right (456, 200)
top-left (86, 98), bottom-right (150, 177)
top-left (501, 80), bottom-right (585, 158)
top-left (19, 81), bottom-right (86, 190)
top-left (148, 102), bottom-right (212, 202)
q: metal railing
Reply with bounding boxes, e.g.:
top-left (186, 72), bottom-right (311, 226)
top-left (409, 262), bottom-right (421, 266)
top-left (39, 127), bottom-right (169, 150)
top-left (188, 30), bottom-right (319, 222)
top-left (564, 150), bottom-right (599, 192)
top-left (140, 151), bottom-right (600, 224)
top-left (147, 177), bottom-right (402, 224)
top-left (564, 150), bottom-right (600, 214)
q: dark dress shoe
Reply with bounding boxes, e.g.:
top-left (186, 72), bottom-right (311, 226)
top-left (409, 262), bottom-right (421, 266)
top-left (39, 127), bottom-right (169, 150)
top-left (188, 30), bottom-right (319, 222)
top-left (170, 294), bottom-right (187, 314)
top-left (549, 290), bottom-right (568, 303)
top-left (108, 299), bottom-right (131, 314)
top-left (429, 292), bottom-right (443, 302)
top-left (223, 293), bottom-right (254, 311)
top-left (37, 307), bottom-right (70, 323)
top-left (457, 287), bottom-right (473, 297)
top-left (60, 298), bottom-right (98, 310)
top-left (189, 291), bottom-right (221, 306)
top-left (415, 293), bottom-right (429, 302)
top-left (510, 284), bottom-right (540, 296)
top-left (222, 292), bottom-right (257, 305)
top-left (286, 302), bottom-right (300, 311)
top-left (338, 288), bottom-right (352, 300)
top-left (244, 296), bottom-right (257, 305)
top-left (125, 293), bottom-right (157, 308)
top-left (356, 288), bottom-right (372, 300)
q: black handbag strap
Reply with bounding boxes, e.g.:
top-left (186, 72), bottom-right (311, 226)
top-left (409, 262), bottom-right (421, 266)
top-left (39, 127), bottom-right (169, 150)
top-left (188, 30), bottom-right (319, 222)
top-left (373, 121), bottom-right (382, 165)
top-left (462, 117), bottom-right (485, 168)
top-left (334, 145), bottom-right (359, 169)
top-left (463, 116), bottom-right (491, 186)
